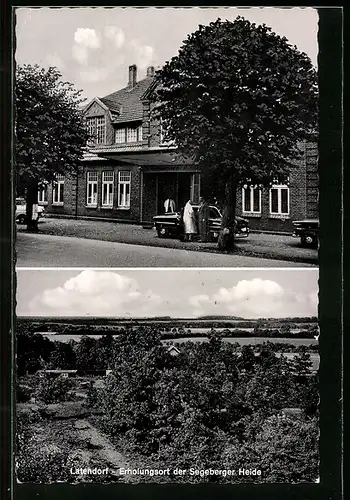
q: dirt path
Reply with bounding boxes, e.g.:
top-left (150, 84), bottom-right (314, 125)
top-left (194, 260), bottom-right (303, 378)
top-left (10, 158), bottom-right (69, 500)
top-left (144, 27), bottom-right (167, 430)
top-left (73, 419), bottom-right (135, 482)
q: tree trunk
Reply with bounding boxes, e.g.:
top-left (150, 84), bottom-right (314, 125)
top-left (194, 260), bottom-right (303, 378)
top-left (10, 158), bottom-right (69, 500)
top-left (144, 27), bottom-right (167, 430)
top-left (218, 172), bottom-right (238, 252)
top-left (26, 178), bottom-right (39, 232)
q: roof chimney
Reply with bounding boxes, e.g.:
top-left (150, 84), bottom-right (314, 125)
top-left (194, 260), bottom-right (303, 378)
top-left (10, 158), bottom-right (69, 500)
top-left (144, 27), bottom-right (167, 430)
top-left (128, 64), bottom-right (137, 88)
top-left (146, 66), bottom-right (155, 78)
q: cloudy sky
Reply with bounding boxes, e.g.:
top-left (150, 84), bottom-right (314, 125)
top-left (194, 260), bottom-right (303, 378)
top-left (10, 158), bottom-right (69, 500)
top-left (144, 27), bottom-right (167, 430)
top-left (16, 269), bottom-right (318, 319)
top-left (15, 7), bottom-right (318, 102)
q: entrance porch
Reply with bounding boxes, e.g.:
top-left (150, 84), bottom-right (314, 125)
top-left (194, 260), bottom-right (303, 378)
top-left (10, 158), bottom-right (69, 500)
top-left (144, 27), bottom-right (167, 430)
top-left (141, 170), bottom-right (201, 223)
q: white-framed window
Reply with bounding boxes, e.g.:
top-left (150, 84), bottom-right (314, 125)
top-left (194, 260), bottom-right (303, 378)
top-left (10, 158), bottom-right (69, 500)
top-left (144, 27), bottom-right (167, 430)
top-left (115, 128), bottom-right (126, 144)
top-left (269, 182), bottom-right (290, 216)
top-left (102, 171), bottom-right (114, 207)
top-left (242, 186), bottom-right (261, 214)
top-left (118, 171), bottom-right (131, 208)
top-left (96, 117), bottom-right (106, 144)
top-left (52, 174), bottom-right (64, 205)
top-left (115, 125), bottom-right (143, 144)
top-left (87, 116), bottom-right (106, 145)
top-left (127, 127), bottom-right (138, 143)
top-left (87, 171), bottom-right (98, 207)
top-left (87, 118), bottom-right (95, 145)
top-left (38, 186), bottom-right (48, 204)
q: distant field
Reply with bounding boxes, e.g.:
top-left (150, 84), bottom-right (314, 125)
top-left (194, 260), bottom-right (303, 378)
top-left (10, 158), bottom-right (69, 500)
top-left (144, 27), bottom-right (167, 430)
top-left (164, 327), bottom-right (310, 334)
top-left (41, 333), bottom-right (318, 345)
top-left (18, 316), bottom-right (318, 327)
top-left (165, 336), bottom-right (318, 346)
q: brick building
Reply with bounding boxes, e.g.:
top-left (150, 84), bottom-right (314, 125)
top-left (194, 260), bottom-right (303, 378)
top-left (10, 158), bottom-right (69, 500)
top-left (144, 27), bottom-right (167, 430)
top-left (40, 64), bottom-right (318, 233)
top-left (236, 141), bottom-right (318, 233)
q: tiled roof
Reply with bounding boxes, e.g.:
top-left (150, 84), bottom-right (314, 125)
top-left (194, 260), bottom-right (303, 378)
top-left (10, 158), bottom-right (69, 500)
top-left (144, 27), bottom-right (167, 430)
top-left (98, 97), bottom-right (121, 115)
top-left (100, 77), bottom-right (154, 124)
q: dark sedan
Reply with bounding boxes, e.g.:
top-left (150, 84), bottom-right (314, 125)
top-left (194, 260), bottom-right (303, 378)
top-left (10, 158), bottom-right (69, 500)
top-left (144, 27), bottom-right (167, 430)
top-left (292, 219), bottom-right (319, 248)
top-left (153, 204), bottom-right (249, 241)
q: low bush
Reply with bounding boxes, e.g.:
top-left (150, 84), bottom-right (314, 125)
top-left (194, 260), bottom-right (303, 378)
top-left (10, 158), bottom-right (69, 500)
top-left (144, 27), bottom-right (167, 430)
top-left (17, 384), bottom-right (32, 403)
top-left (34, 374), bottom-right (74, 404)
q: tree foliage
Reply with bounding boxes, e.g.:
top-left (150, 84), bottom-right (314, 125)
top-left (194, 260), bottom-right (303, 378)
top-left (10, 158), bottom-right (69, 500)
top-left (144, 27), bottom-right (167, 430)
top-left (48, 341), bottom-right (76, 370)
top-left (15, 64), bottom-right (89, 229)
top-left (16, 328), bottom-right (54, 375)
top-left (34, 373), bottom-right (73, 404)
top-left (151, 17), bottom-right (318, 249)
top-left (16, 324), bottom-right (319, 483)
top-left (15, 64), bottom-right (88, 186)
top-left (93, 329), bottom-right (319, 482)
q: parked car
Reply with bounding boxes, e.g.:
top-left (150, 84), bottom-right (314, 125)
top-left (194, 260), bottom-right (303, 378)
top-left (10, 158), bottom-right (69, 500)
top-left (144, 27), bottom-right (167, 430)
top-left (153, 204), bottom-right (249, 241)
top-left (15, 197), bottom-right (45, 224)
top-left (292, 219), bottom-right (319, 248)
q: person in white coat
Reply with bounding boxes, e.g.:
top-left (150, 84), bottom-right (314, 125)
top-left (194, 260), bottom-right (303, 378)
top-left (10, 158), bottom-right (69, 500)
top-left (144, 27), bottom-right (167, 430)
top-left (164, 197), bottom-right (176, 213)
top-left (183, 200), bottom-right (197, 241)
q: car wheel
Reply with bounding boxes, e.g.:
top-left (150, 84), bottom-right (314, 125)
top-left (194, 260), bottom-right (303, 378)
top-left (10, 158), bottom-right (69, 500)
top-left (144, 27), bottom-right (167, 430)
top-left (301, 234), bottom-right (317, 247)
top-left (157, 227), bottom-right (168, 238)
top-left (16, 214), bottom-right (26, 224)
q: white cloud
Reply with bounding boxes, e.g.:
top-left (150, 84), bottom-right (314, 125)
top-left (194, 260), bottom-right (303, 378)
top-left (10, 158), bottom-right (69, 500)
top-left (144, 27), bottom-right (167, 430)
top-left (188, 293), bottom-right (211, 317)
top-left (72, 44), bottom-right (88, 65)
top-left (309, 290), bottom-right (319, 310)
top-left (189, 279), bottom-right (318, 318)
top-left (29, 270), bottom-right (162, 317)
top-left (80, 67), bottom-right (110, 83)
top-left (214, 279), bottom-right (284, 303)
top-left (74, 28), bottom-right (100, 49)
top-left (104, 25), bottom-right (125, 48)
top-left (130, 39), bottom-right (154, 70)
top-left (188, 294), bottom-right (210, 308)
top-left (46, 52), bottom-right (65, 69)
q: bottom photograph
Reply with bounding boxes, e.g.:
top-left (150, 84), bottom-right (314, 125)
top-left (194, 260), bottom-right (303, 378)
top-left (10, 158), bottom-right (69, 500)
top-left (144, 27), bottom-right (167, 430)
top-left (15, 268), bottom-right (319, 484)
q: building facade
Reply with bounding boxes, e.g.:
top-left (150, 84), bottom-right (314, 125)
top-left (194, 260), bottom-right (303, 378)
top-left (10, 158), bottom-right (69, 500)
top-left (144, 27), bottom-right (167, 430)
top-left (236, 141), bottom-right (318, 233)
top-left (40, 64), bottom-right (318, 233)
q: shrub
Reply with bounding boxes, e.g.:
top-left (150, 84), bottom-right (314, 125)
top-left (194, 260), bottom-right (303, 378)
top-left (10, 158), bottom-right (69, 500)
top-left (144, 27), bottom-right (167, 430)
top-left (16, 441), bottom-right (73, 483)
top-left (86, 382), bottom-right (100, 408)
top-left (251, 414), bottom-right (319, 482)
top-left (17, 384), bottom-right (32, 403)
top-left (34, 374), bottom-right (74, 404)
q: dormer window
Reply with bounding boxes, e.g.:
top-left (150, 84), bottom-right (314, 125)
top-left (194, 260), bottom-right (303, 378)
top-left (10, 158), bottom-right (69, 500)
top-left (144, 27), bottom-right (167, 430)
top-left (115, 125), bottom-right (143, 144)
top-left (127, 127), bottom-right (138, 142)
top-left (87, 116), bottom-right (106, 145)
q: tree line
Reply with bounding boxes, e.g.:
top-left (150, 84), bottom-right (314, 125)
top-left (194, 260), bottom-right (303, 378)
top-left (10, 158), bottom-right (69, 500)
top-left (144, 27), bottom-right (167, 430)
top-left (17, 325), bottom-right (318, 375)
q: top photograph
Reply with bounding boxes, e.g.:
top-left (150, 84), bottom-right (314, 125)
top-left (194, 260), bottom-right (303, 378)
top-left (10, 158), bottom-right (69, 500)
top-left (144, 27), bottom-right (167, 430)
top-left (14, 7), bottom-right (319, 268)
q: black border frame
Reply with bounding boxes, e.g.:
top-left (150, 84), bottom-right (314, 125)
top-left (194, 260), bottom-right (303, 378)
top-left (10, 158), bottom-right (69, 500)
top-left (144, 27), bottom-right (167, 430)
top-left (1, 4), bottom-right (344, 500)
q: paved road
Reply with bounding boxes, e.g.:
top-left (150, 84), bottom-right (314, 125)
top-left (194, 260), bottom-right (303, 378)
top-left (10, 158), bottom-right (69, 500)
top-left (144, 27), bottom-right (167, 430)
top-left (16, 217), bottom-right (318, 265)
top-left (15, 232), bottom-right (315, 268)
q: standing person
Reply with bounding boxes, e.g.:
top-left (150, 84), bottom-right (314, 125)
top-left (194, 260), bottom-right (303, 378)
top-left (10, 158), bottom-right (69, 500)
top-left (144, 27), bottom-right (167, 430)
top-left (164, 197), bottom-right (175, 213)
top-left (198, 196), bottom-right (210, 242)
top-left (183, 200), bottom-right (197, 241)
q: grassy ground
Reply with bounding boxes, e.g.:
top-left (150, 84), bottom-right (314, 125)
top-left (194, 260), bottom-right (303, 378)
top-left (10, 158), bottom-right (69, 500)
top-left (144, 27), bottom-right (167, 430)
top-left (16, 398), bottom-right (136, 484)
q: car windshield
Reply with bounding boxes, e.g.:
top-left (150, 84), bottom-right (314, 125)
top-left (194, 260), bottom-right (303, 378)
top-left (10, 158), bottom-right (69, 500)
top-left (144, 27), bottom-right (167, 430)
top-left (209, 207), bottom-right (221, 218)
top-left (190, 205), bottom-right (221, 218)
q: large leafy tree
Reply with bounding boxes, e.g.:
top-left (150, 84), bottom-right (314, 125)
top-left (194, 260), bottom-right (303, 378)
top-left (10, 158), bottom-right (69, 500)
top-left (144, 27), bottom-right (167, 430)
top-left (152, 17), bottom-right (318, 250)
top-left (15, 65), bottom-right (89, 230)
